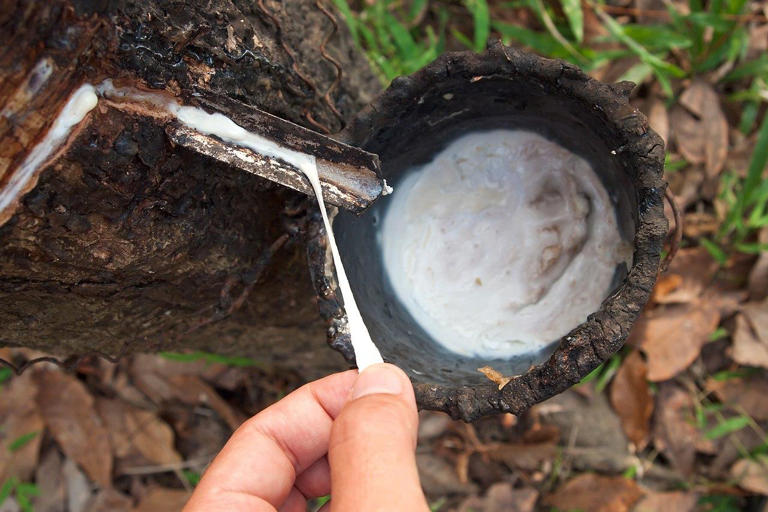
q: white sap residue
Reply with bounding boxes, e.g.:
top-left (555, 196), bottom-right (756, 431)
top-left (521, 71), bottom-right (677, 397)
top-left (381, 130), bottom-right (632, 359)
top-left (7, 80), bottom-right (383, 370)
top-left (0, 84), bottom-right (97, 216)
top-left (151, 92), bottom-right (384, 370)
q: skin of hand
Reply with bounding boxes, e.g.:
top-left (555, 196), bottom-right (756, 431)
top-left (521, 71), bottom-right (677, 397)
top-left (183, 363), bottom-right (430, 512)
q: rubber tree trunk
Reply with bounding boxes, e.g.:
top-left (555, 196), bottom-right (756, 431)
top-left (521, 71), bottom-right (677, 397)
top-left (0, 0), bottom-right (381, 376)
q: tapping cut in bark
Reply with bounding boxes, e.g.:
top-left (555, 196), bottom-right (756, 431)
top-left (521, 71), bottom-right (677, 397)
top-left (0, 0), bottom-right (380, 378)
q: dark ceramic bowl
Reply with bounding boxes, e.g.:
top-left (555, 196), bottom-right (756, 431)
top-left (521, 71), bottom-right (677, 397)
top-left (307, 40), bottom-right (667, 421)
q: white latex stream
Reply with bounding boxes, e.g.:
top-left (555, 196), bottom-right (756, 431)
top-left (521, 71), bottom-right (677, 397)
top-left (6, 81), bottom-right (384, 370)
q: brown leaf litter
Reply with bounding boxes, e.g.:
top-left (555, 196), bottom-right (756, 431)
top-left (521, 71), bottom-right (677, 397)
top-left (542, 474), bottom-right (642, 512)
top-left (706, 371), bottom-right (768, 421)
top-left (731, 456), bottom-right (768, 495)
top-left (132, 487), bottom-right (191, 512)
top-left (633, 490), bottom-right (698, 512)
top-left (632, 246), bottom-right (742, 381)
top-left (0, 370), bottom-right (43, 483)
top-left (95, 398), bottom-right (182, 468)
top-left (652, 383), bottom-right (715, 476)
top-left (634, 303), bottom-right (721, 381)
top-left (34, 369), bottom-right (113, 488)
top-left (458, 482), bottom-right (538, 512)
top-left (731, 298), bottom-right (768, 369)
top-left (670, 80), bottom-right (729, 178)
top-left (609, 350), bottom-right (654, 450)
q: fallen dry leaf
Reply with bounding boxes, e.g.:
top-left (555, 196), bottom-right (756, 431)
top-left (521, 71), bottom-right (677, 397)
top-left (35, 370), bottom-right (113, 487)
top-left (653, 383), bottom-right (714, 475)
top-left (652, 247), bottom-right (719, 305)
top-left (0, 370), bottom-right (44, 482)
top-left (131, 366), bottom-right (244, 430)
top-left (63, 456), bottom-right (93, 512)
top-left (132, 487), bottom-right (191, 512)
top-left (681, 212), bottom-right (720, 238)
top-left (651, 274), bottom-right (684, 303)
top-left (488, 442), bottom-right (556, 471)
top-left (668, 166), bottom-right (705, 210)
top-left (731, 299), bottom-right (768, 369)
top-left (418, 411), bottom-right (453, 442)
top-left (543, 474), bottom-right (642, 512)
top-left (706, 373), bottom-right (768, 421)
top-left (647, 96), bottom-right (669, 145)
top-left (130, 353), bottom-right (223, 380)
top-left (95, 398), bottom-right (181, 466)
top-left (633, 491), bottom-right (698, 512)
top-left (748, 23), bottom-right (768, 54)
top-left (671, 81), bottom-right (729, 177)
top-left (416, 453), bottom-right (478, 497)
top-left (564, 446), bottom-right (639, 474)
top-left (459, 483), bottom-right (538, 512)
top-left (87, 488), bottom-right (133, 512)
top-left (167, 375), bottom-right (245, 430)
top-left (748, 229), bottom-right (768, 301)
top-left (536, 391), bottom-right (627, 453)
top-left (731, 456), bottom-right (768, 495)
top-left (636, 303), bottom-right (720, 381)
top-left (34, 449), bottom-right (66, 512)
top-left (610, 350), bottom-right (653, 450)
top-left (748, 252), bottom-right (768, 302)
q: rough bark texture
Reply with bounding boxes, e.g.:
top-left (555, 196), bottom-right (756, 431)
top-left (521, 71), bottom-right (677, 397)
top-left (0, 0), bottom-right (380, 376)
top-left (310, 41), bottom-right (668, 421)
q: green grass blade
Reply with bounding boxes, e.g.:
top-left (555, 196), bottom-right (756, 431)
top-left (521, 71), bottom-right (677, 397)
top-left (705, 415), bottom-right (751, 439)
top-left (0, 478), bottom-right (16, 506)
top-left (382, 12), bottom-right (418, 60)
top-left (595, 8), bottom-right (686, 82)
top-left (465, 0), bottom-right (491, 52)
top-left (408, 0), bottom-right (428, 22)
top-left (182, 469), bottom-right (202, 487)
top-left (695, 26), bottom-right (748, 73)
top-left (492, 21), bottom-right (567, 56)
top-left (560, 0), bottom-right (584, 42)
top-left (8, 432), bottom-right (38, 453)
top-left (618, 62), bottom-right (653, 85)
top-left (726, 0), bottom-right (748, 13)
top-left (451, 28), bottom-right (475, 50)
top-left (723, 54), bottom-right (768, 82)
top-left (735, 241), bottom-right (768, 253)
top-left (620, 24), bottom-right (692, 51)
top-left (579, 362), bottom-right (604, 385)
top-left (0, 367), bottom-right (11, 386)
top-left (331, 0), bottom-right (358, 44)
top-left (595, 353), bottom-right (622, 393)
top-left (14, 483), bottom-right (39, 498)
top-left (741, 110), bottom-right (768, 209)
top-left (739, 100), bottom-right (759, 134)
top-left (700, 238), bottom-right (728, 265)
top-left (684, 12), bottom-right (735, 32)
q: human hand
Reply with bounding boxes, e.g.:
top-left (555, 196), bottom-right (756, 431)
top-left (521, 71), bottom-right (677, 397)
top-left (183, 363), bottom-right (429, 512)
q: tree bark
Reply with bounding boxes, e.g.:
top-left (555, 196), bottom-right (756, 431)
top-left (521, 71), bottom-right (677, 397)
top-left (0, 0), bottom-right (381, 376)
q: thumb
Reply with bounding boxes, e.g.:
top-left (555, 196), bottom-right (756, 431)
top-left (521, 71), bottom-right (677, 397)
top-left (328, 363), bottom-right (428, 512)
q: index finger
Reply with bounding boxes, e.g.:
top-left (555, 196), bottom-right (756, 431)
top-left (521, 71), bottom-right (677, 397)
top-left (184, 369), bottom-right (358, 511)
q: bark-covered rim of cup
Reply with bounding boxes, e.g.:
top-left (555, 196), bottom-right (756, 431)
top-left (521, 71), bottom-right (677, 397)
top-left (307, 40), bottom-right (667, 421)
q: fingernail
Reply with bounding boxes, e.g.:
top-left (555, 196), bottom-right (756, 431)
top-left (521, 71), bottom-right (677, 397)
top-left (351, 363), bottom-right (403, 399)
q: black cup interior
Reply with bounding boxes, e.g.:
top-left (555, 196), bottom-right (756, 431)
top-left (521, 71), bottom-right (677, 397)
top-left (334, 76), bottom-right (637, 387)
